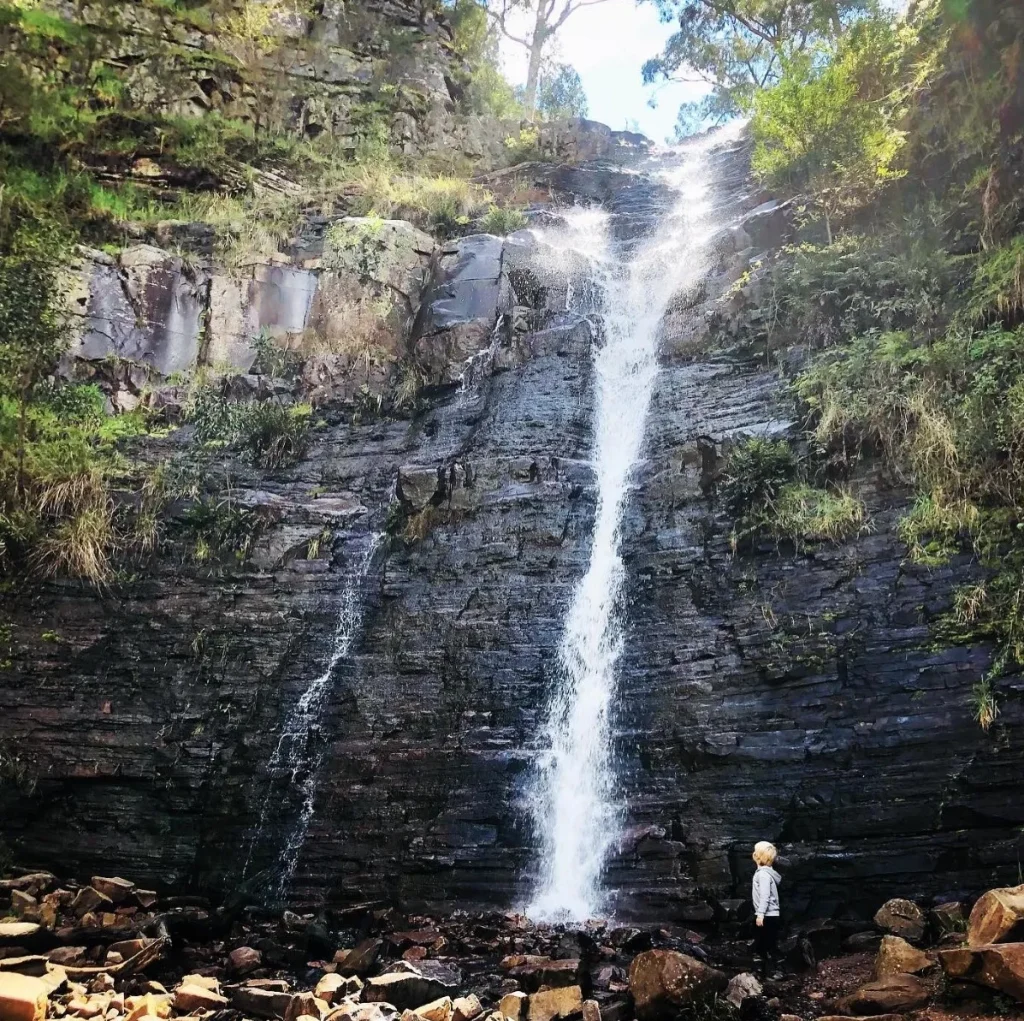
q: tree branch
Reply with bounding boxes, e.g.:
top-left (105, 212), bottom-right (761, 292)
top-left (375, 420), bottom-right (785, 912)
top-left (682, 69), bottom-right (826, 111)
top-left (484, 0), bottom-right (531, 49)
top-left (550, 0), bottom-right (613, 34)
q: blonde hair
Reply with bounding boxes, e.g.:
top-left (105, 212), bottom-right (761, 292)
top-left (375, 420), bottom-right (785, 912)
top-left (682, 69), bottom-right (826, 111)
top-left (752, 841), bottom-right (777, 866)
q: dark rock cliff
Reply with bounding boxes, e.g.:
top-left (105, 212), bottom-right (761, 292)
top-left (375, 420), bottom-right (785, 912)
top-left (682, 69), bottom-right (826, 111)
top-left (1, 134), bottom-right (1022, 923)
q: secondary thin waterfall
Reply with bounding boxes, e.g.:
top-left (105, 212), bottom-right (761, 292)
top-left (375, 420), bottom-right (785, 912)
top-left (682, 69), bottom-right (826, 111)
top-left (243, 531), bottom-right (382, 894)
top-left (527, 136), bottom-right (721, 923)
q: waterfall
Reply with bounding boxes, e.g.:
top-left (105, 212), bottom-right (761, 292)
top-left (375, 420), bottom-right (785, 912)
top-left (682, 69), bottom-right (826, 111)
top-left (243, 531), bottom-right (383, 894)
top-left (527, 135), bottom-right (722, 923)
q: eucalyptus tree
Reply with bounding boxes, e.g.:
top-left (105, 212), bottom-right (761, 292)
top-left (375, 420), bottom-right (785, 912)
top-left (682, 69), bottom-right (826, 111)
top-left (641, 0), bottom-right (875, 136)
top-left (486, 0), bottom-right (611, 115)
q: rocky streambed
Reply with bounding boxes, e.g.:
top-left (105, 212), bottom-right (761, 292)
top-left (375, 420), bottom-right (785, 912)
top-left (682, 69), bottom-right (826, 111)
top-left (1, 872), bottom-right (1024, 1021)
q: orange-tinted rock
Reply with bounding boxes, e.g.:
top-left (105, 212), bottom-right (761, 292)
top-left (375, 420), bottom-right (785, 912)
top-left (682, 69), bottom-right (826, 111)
top-left (629, 951), bottom-right (727, 1021)
top-left (72, 888), bottom-right (111, 919)
top-left (968, 885), bottom-right (1024, 947)
top-left (939, 942), bottom-right (1024, 1001)
top-left (526, 987), bottom-right (582, 1021)
top-left (89, 878), bottom-right (134, 905)
top-left (873, 937), bottom-right (932, 979)
top-left (836, 974), bottom-right (930, 1014)
top-left (0, 973), bottom-right (48, 1021)
top-left (173, 983), bottom-right (228, 1012)
top-left (498, 992), bottom-right (527, 1021)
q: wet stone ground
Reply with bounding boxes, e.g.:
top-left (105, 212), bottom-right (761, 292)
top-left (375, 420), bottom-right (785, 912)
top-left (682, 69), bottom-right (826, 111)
top-left (0, 872), bottom-right (1020, 1021)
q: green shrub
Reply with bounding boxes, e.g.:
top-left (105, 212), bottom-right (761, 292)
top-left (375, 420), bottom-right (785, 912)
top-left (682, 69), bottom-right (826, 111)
top-left (750, 20), bottom-right (908, 239)
top-left (755, 230), bottom-right (958, 353)
top-left (721, 438), bottom-right (797, 518)
top-left (234, 401), bottom-right (311, 469)
top-left (251, 329), bottom-right (302, 380)
top-left (179, 496), bottom-right (262, 566)
top-left (184, 384), bottom-right (311, 469)
top-left (481, 205), bottom-right (528, 236)
top-left (969, 235), bottom-right (1024, 324)
top-left (970, 678), bottom-right (999, 732)
top-left (184, 383), bottom-right (236, 444)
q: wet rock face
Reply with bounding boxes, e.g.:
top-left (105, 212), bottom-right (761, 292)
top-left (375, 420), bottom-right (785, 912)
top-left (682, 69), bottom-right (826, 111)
top-left (2, 138), bottom-right (1024, 921)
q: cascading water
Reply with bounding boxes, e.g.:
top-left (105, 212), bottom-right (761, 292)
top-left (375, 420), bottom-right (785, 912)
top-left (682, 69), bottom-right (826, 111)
top-left (244, 531), bottom-right (383, 894)
top-left (527, 133), bottom-right (725, 923)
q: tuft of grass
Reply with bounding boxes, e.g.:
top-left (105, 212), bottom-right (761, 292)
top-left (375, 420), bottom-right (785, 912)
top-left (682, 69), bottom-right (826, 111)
top-left (347, 162), bottom-right (492, 235)
top-left (970, 678), bottom-right (999, 731)
top-left (235, 401), bottom-right (311, 469)
top-left (771, 483), bottom-right (867, 545)
top-left (970, 235), bottom-right (1024, 323)
top-left (480, 204), bottom-right (528, 236)
top-left (32, 504), bottom-right (114, 584)
top-left (897, 493), bottom-right (980, 566)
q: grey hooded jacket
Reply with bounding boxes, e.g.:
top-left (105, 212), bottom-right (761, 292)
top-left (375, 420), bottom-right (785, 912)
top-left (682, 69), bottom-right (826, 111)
top-left (752, 866), bottom-right (781, 917)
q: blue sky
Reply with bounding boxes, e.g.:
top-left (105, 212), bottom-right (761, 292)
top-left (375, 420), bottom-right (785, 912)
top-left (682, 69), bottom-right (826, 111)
top-left (498, 1), bottom-right (710, 144)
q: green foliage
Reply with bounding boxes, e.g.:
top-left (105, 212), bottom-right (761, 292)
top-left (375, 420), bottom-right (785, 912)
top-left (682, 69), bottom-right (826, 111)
top-left (751, 18), bottom-right (909, 238)
top-left (723, 439), bottom-right (864, 550)
top-left (480, 204), bottom-right (528, 235)
top-left (235, 401), bottom-right (311, 469)
top-left (755, 228), bottom-right (959, 352)
top-left (0, 218), bottom-right (70, 402)
top-left (179, 494), bottom-right (262, 566)
top-left (536, 63), bottom-right (588, 120)
top-left (970, 235), bottom-right (1024, 324)
top-left (970, 677), bottom-right (999, 732)
top-left (503, 125), bottom-right (543, 164)
top-left (251, 329), bottom-right (302, 380)
top-left (444, 0), bottom-right (522, 120)
top-left (722, 438), bottom-right (797, 518)
top-left (0, 213), bottom-right (148, 585)
top-left (184, 384), bottom-right (310, 469)
top-left (770, 483), bottom-right (866, 545)
top-left (642, 0), bottom-right (874, 125)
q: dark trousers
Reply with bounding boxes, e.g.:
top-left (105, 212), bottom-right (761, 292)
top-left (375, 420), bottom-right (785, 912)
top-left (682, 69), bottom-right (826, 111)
top-left (754, 915), bottom-right (781, 975)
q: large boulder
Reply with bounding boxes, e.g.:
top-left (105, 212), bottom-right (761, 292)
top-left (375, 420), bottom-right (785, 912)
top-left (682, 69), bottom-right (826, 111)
top-left (968, 884), bottom-right (1024, 947)
top-left (0, 973), bottom-right (47, 1021)
top-left (414, 233), bottom-right (512, 385)
top-left (502, 957), bottom-right (583, 992)
top-left (364, 972), bottom-right (450, 1011)
top-left (339, 939), bottom-right (383, 976)
top-left (835, 975), bottom-right (930, 1015)
top-left (873, 900), bottom-right (926, 942)
top-left (628, 950), bottom-right (727, 1021)
top-left (73, 245), bottom-right (208, 376)
top-left (313, 217), bottom-right (436, 362)
top-left (939, 942), bottom-right (1024, 1001)
top-left (873, 936), bottom-right (933, 979)
top-left (526, 987), bottom-right (582, 1021)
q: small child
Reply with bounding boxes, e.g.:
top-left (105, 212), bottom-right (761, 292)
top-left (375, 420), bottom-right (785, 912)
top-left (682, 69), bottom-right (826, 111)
top-left (752, 840), bottom-right (782, 980)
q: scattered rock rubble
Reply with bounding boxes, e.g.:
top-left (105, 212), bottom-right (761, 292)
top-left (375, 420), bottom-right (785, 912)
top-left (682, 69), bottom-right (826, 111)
top-left (1, 875), bottom-right (1023, 1021)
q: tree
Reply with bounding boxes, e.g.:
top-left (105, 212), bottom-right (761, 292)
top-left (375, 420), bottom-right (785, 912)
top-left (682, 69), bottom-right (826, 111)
top-left (641, 0), bottom-right (874, 125)
top-left (750, 18), bottom-right (908, 241)
top-left (444, 0), bottom-right (522, 117)
top-left (486, 0), bottom-right (611, 116)
top-left (537, 62), bottom-right (589, 119)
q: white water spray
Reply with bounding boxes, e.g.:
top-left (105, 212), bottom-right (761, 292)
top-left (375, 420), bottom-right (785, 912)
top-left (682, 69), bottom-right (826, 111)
top-left (244, 532), bottom-right (383, 892)
top-left (527, 136), bottom-right (724, 923)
